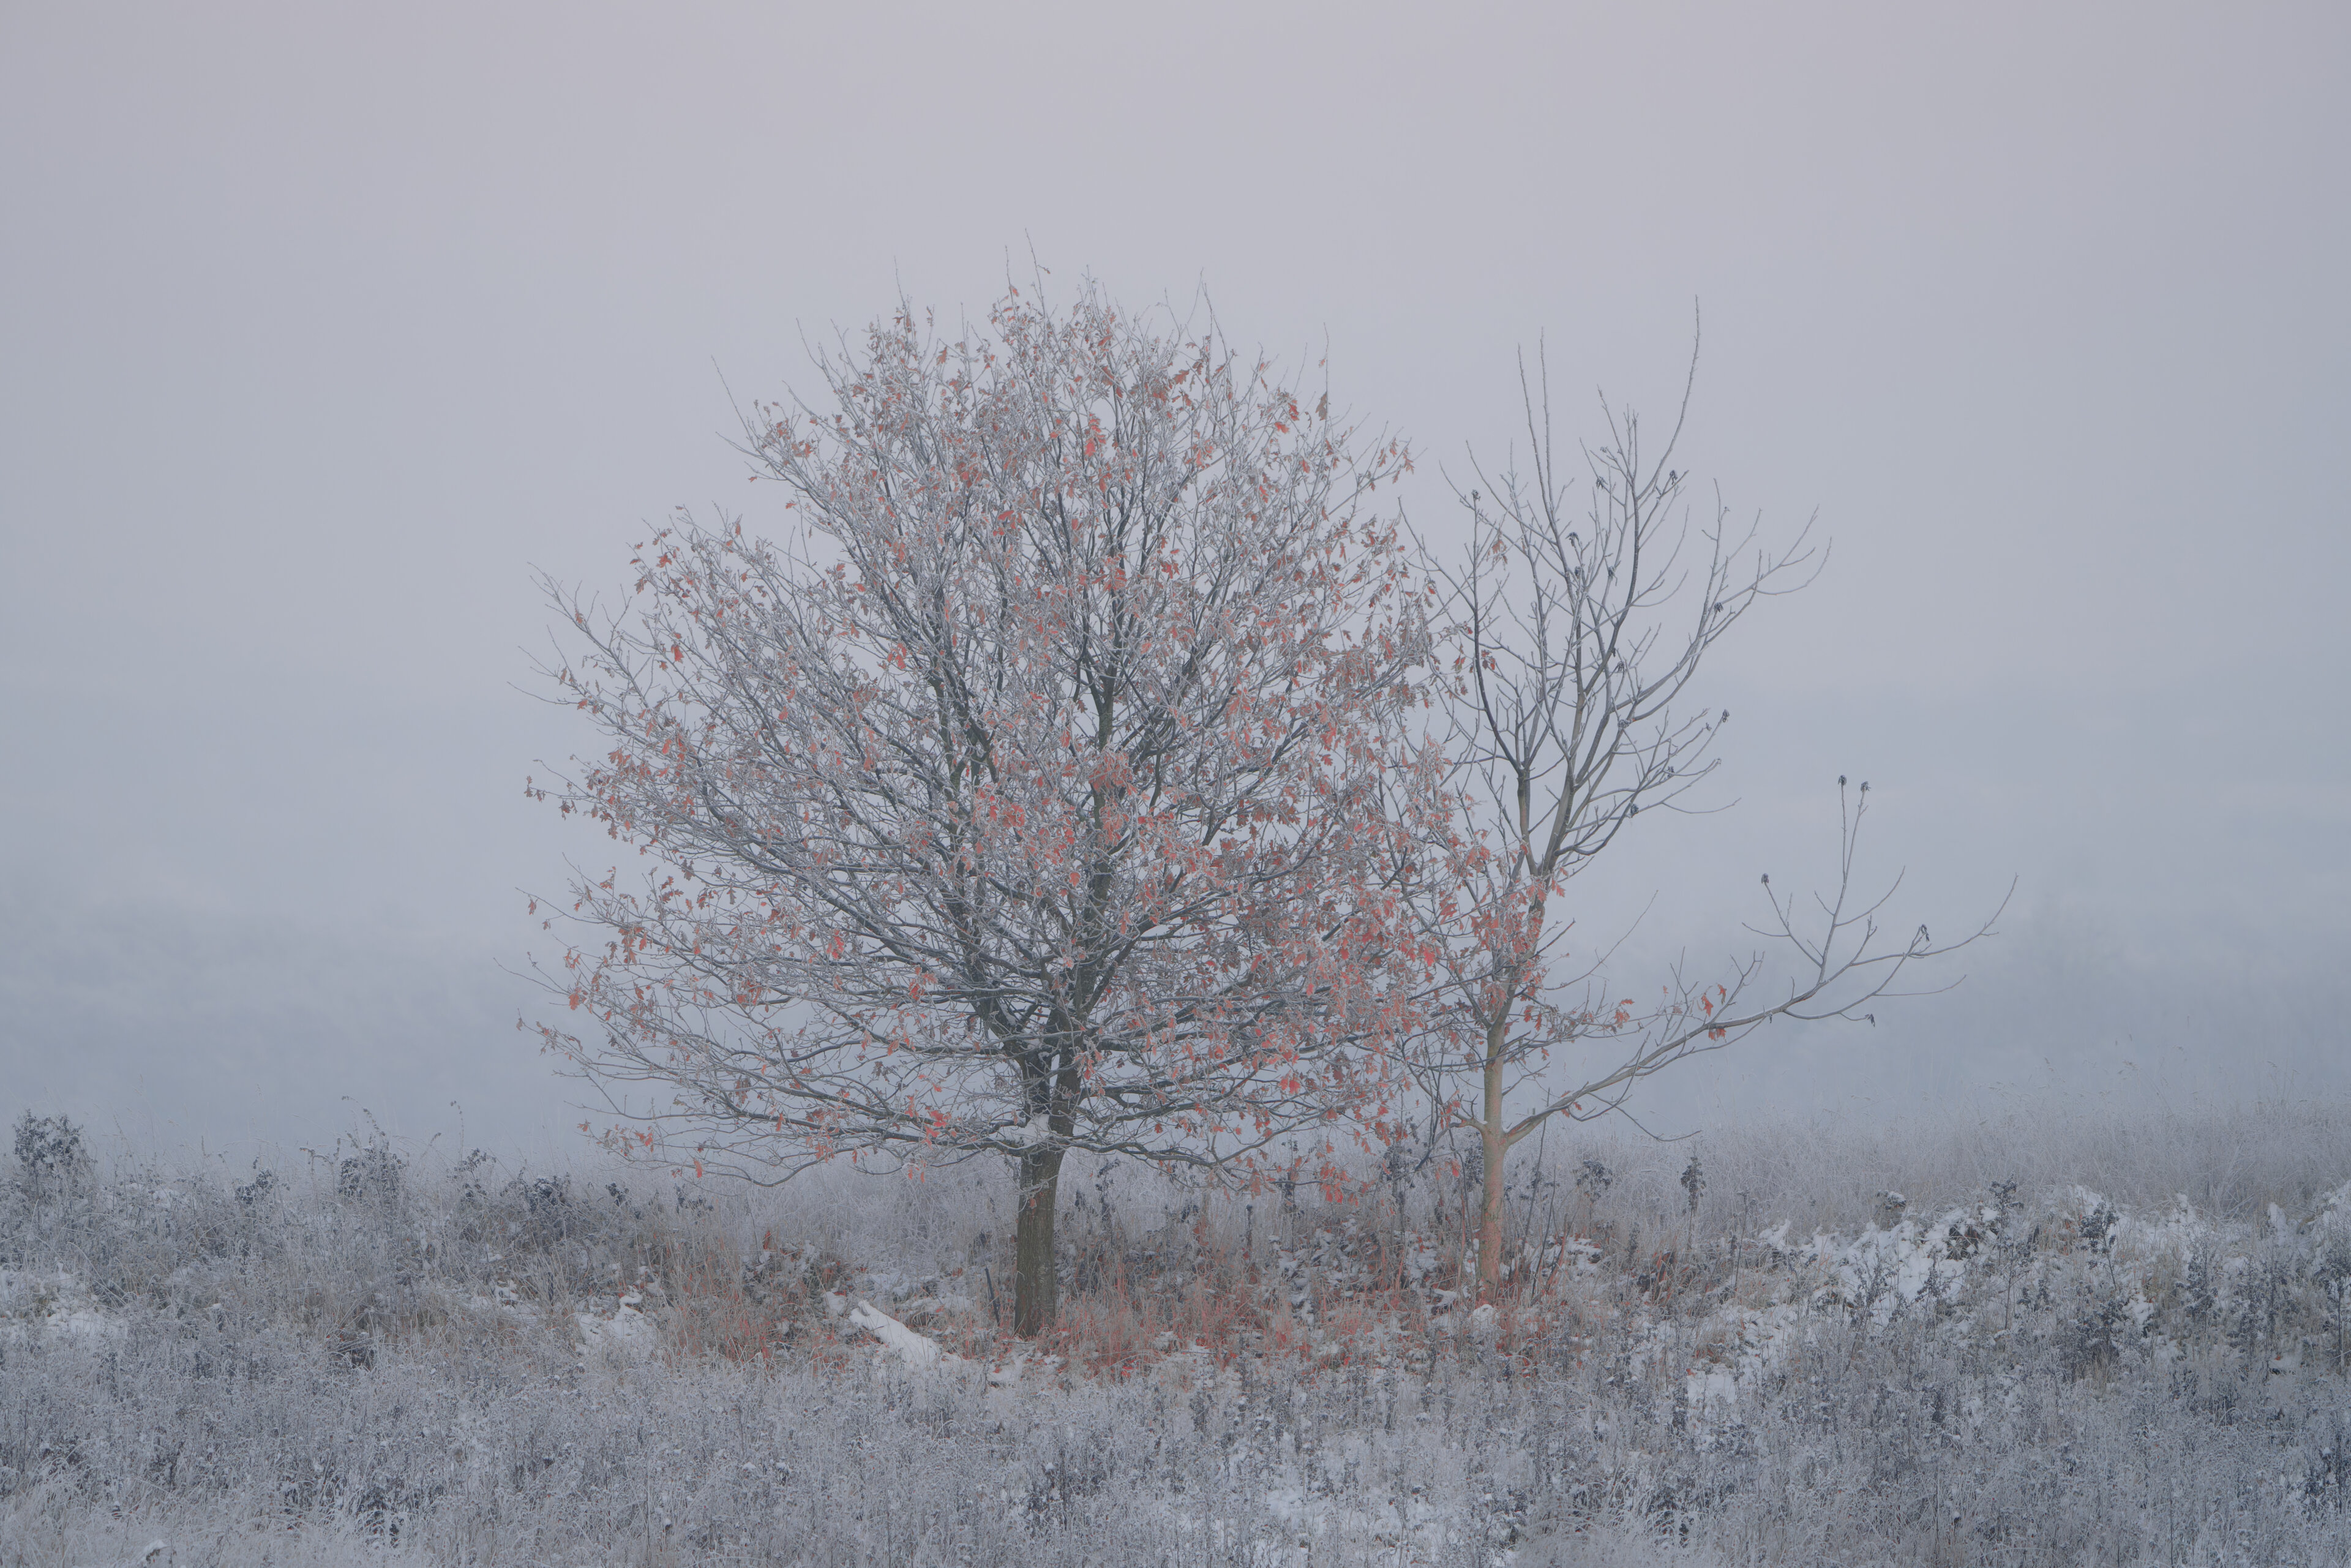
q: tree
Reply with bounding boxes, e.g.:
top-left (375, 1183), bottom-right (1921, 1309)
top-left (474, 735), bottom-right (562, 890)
top-left (1403, 345), bottom-right (1999, 1298)
top-left (531, 288), bottom-right (1428, 1334)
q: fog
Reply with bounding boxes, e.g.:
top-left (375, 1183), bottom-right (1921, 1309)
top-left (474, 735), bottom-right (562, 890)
top-left (2, 2), bottom-right (2343, 1161)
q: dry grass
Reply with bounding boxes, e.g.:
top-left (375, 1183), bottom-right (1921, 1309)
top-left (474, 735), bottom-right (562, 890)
top-left (12, 1100), bottom-right (2351, 1565)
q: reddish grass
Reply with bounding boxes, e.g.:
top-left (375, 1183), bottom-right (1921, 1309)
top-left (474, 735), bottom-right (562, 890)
top-left (627, 1199), bottom-right (1676, 1382)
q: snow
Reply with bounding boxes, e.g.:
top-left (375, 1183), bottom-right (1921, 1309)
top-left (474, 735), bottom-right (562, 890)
top-left (0, 1269), bottom-right (126, 1348)
top-left (844, 1299), bottom-right (960, 1368)
top-left (575, 1290), bottom-right (657, 1363)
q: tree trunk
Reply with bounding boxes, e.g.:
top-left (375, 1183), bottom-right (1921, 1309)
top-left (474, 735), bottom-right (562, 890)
top-left (1476, 1024), bottom-right (1509, 1299)
top-left (1013, 1144), bottom-right (1066, 1336)
top-left (1476, 1117), bottom-right (1509, 1300)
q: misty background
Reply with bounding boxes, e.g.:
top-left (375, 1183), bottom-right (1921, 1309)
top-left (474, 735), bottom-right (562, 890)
top-left (2, 3), bottom-right (2343, 1165)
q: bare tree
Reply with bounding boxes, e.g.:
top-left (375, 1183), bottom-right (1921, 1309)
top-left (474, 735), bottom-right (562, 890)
top-left (530, 287), bottom-right (1429, 1333)
top-left (1403, 341), bottom-right (2001, 1298)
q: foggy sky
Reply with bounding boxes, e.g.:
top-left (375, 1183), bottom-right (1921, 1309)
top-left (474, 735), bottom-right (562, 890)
top-left (3, 2), bottom-right (2344, 1164)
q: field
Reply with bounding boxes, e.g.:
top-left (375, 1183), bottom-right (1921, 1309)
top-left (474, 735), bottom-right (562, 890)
top-left (6, 1101), bottom-right (2351, 1566)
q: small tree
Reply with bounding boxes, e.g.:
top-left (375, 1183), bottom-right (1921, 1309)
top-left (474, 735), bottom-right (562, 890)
top-left (1406, 345), bottom-right (1998, 1297)
top-left (12, 1111), bottom-right (92, 1204)
top-left (532, 288), bottom-right (1427, 1334)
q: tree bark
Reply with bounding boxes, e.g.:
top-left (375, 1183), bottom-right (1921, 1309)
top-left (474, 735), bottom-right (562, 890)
top-left (1477, 1037), bottom-right (1509, 1299)
top-left (1013, 1145), bottom-right (1066, 1337)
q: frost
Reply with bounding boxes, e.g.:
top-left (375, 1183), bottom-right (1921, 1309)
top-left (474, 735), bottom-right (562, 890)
top-left (10, 1106), bottom-right (2351, 1564)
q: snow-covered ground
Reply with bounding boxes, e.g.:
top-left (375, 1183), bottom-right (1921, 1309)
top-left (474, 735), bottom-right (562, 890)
top-left (6, 1104), bottom-right (2351, 1565)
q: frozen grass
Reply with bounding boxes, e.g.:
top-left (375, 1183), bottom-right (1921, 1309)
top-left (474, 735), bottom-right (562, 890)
top-left (6, 1100), bottom-right (2351, 1566)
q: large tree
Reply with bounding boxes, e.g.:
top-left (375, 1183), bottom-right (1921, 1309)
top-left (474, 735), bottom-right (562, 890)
top-left (1404, 347), bottom-right (1999, 1298)
top-left (531, 289), bottom-right (1428, 1333)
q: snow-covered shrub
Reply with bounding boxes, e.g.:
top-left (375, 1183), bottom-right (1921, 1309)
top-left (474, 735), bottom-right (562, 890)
top-left (4, 1099), bottom-right (2351, 1565)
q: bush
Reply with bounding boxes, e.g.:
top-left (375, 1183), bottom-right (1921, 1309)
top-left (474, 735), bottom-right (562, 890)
top-left (3, 1100), bottom-right (2350, 1565)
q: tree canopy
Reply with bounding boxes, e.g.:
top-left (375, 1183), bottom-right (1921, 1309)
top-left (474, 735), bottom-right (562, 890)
top-left (533, 288), bottom-right (1433, 1330)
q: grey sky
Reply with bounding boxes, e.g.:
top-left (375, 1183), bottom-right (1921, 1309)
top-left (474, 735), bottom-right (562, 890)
top-left (3, 3), bottom-right (2344, 1162)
